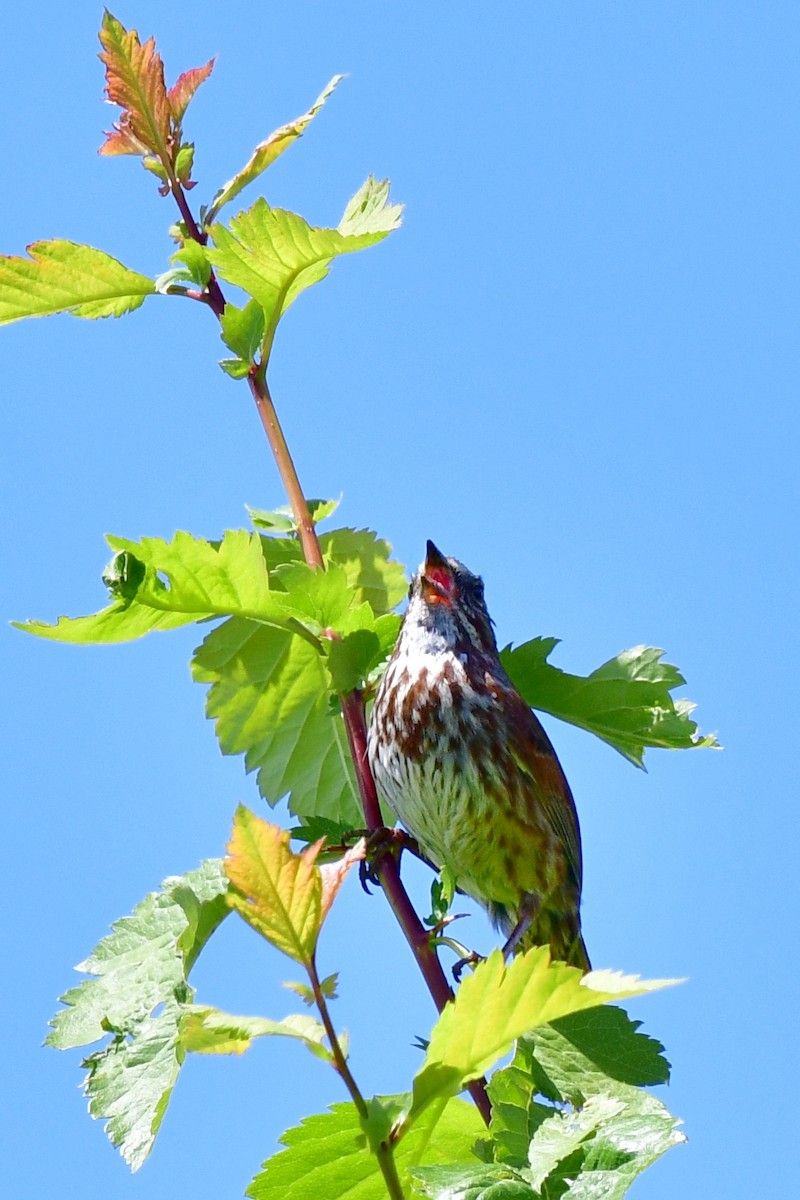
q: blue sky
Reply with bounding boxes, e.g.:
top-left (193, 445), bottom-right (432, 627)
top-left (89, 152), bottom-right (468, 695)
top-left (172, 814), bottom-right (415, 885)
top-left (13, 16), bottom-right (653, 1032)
top-left (2, 3), bottom-right (798, 1197)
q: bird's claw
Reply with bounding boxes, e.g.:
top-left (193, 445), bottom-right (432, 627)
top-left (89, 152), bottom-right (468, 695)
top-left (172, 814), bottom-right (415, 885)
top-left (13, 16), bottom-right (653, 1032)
top-left (452, 950), bottom-right (484, 983)
top-left (358, 826), bottom-right (419, 893)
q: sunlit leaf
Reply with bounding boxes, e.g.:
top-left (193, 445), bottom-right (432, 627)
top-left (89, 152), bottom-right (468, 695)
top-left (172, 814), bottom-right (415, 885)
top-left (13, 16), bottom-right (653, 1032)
top-left (206, 75), bottom-right (344, 225)
top-left (98, 11), bottom-right (171, 160)
top-left (181, 1006), bottom-right (332, 1062)
top-left (407, 950), bottom-right (678, 1127)
top-left (224, 807), bottom-right (323, 964)
top-left (247, 1097), bottom-right (485, 1199)
top-left (46, 860), bottom-right (229, 1169)
top-left (208, 181), bottom-right (401, 363)
top-left (501, 638), bottom-right (719, 767)
top-left (167, 59), bottom-right (215, 122)
top-left (0, 240), bottom-right (155, 325)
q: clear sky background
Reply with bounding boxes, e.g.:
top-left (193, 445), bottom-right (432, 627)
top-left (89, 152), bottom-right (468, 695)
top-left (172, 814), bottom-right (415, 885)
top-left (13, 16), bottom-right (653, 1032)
top-left (2, 3), bottom-right (798, 1197)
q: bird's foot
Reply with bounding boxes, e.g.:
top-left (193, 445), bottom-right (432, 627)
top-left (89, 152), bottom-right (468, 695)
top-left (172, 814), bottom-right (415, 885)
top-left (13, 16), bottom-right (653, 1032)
top-left (452, 949), bottom-right (484, 983)
top-left (358, 826), bottom-right (421, 893)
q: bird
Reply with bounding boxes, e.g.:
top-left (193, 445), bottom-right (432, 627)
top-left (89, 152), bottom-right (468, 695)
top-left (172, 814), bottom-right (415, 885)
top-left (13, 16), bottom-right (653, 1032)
top-left (367, 540), bottom-right (590, 971)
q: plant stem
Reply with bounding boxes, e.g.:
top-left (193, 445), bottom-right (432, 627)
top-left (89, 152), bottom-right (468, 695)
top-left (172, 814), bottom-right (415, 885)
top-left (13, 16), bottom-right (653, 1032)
top-left (247, 374), bottom-right (323, 569)
top-left (308, 956), bottom-right (407, 1200)
top-left (174, 187), bottom-right (492, 1127)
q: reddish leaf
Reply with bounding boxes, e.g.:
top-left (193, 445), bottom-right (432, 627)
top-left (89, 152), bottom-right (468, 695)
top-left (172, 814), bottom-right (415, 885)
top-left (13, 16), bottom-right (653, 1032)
top-left (168, 59), bottom-right (215, 123)
top-left (98, 12), bottom-right (170, 162)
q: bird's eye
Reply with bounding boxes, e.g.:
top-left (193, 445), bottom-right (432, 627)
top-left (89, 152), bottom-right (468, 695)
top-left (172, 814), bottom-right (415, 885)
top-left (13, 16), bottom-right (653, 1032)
top-left (407, 580), bottom-right (414, 599)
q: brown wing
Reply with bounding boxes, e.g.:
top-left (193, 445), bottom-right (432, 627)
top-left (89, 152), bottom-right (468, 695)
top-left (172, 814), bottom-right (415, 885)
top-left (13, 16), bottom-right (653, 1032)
top-left (503, 686), bottom-right (584, 891)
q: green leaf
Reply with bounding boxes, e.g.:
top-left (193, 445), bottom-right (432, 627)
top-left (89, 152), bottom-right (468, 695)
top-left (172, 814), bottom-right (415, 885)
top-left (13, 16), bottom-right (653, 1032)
top-left (247, 1097), bottom-right (485, 1200)
top-left (219, 357), bottom-right (251, 378)
top-left (192, 617), bottom-right (359, 823)
top-left (523, 1006), bottom-right (671, 1101)
top-left (181, 1006), bottom-right (332, 1062)
top-left (220, 298), bottom-right (265, 361)
top-left (14, 530), bottom-right (292, 646)
top-left (0, 240), bottom-right (156, 325)
top-left (224, 807), bottom-right (323, 964)
top-left (207, 182), bottom-right (401, 363)
top-left (409, 1163), bottom-right (534, 1199)
top-left (338, 176), bottom-right (405, 236)
top-left (407, 950), bottom-right (678, 1129)
top-left (482, 1011), bottom-right (683, 1198)
top-left (247, 496), bottom-right (341, 532)
top-left (47, 860), bottom-right (229, 1169)
top-left (319, 528), bottom-right (407, 615)
top-left (206, 75), bottom-right (344, 225)
top-left (282, 972), bottom-right (339, 1006)
top-left (171, 238), bottom-right (212, 285)
top-left (501, 638), bottom-right (719, 767)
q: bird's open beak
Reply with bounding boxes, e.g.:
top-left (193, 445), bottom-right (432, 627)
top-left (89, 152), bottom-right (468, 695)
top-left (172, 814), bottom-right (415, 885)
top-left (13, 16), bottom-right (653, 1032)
top-left (421, 540), bottom-right (456, 606)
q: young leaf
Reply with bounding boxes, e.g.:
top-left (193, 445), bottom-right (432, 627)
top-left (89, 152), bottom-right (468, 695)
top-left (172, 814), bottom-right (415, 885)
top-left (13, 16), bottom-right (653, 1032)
top-left (47, 860), bottom-right (229, 1169)
top-left (181, 1006), bottom-right (332, 1062)
top-left (206, 75), bottom-right (344, 226)
top-left (246, 1097), bottom-right (485, 1200)
top-left (167, 59), bottom-right (215, 123)
top-left (207, 182), bottom-right (402, 363)
top-left (192, 617), bottom-right (362, 824)
top-left (247, 496), bottom-right (341, 532)
top-left (224, 807), bottom-right (323, 964)
top-left (221, 299), bottom-right (266, 361)
top-left (319, 528), bottom-right (407, 615)
top-left (15, 530), bottom-right (298, 646)
top-left (501, 637), bottom-right (719, 767)
top-left (171, 238), bottom-right (212, 285)
top-left (98, 12), bottom-right (171, 160)
top-left (0, 240), bottom-right (155, 325)
top-left (407, 950), bottom-right (678, 1128)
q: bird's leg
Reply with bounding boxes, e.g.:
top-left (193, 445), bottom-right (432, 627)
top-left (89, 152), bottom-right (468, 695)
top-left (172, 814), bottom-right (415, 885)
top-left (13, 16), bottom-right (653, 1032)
top-left (500, 892), bottom-right (542, 959)
top-left (358, 826), bottom-right (427, 893)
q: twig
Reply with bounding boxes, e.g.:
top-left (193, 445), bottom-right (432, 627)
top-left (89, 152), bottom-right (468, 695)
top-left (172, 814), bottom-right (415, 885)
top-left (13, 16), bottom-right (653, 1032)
top-left (308, 955), bottom-right (406, 1200)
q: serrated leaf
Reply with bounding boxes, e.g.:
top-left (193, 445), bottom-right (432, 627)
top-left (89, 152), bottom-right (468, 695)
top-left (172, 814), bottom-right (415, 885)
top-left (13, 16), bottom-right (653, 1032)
top-left (171, 238), bottom-right (211, 285)
top-left (526, 1094), bottom-right (624, 1191)
top-left (181, 1005), bottom-right (332, 1061)
top-left (206, 75), bottom-right (344, 225)
top-left (219, 357), bottom-right (251, 378)
top-left (225, 807), bottom-right (323, 963)
top-left (338, 176), bottom-right (405, 237)
top-left (192, 617), bottom-right (361, 824)
top-left (98, 12), bottom-right (171, 160)
top-left (14, 530), bottom-right (294, 646)
top-left (319, 528), bottom-right (407, 615)
top-left (522, 1006), bottom-right (671, 1103)
top-left (208, 185), bottom-right (401, 363)
top-left (221, 298), bottom-right (266, 360)
top-left (0, 240), bottom-right (155, 325)
top-left (47, 860), bottom-right (229, 1168)
top-left (247, 496), bottom-right (341, 532)
top-left (82, 1001), bottom-right (184, 1172)
top-left (167, 59), bottom-right (215, 122)
top-left (407, 950), bottom-right (678, 1128)
top-left (501, 638), bottom-right (719, 767)
top-left (246, 1097), bottom-right (485, 1200)
top-left (290, 816), bottom-right (355, 846)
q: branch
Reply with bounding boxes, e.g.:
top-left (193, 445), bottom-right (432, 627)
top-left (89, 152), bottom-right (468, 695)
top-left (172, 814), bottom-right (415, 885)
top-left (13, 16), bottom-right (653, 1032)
top-left (308, 956), bottom-right (406, 1200)
top-left (170, 183), bottom-right (492, 1127)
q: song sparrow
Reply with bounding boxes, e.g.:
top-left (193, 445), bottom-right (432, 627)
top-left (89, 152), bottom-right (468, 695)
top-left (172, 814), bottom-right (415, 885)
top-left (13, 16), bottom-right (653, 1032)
top-left (367, 541), bottom-right (590, 970)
